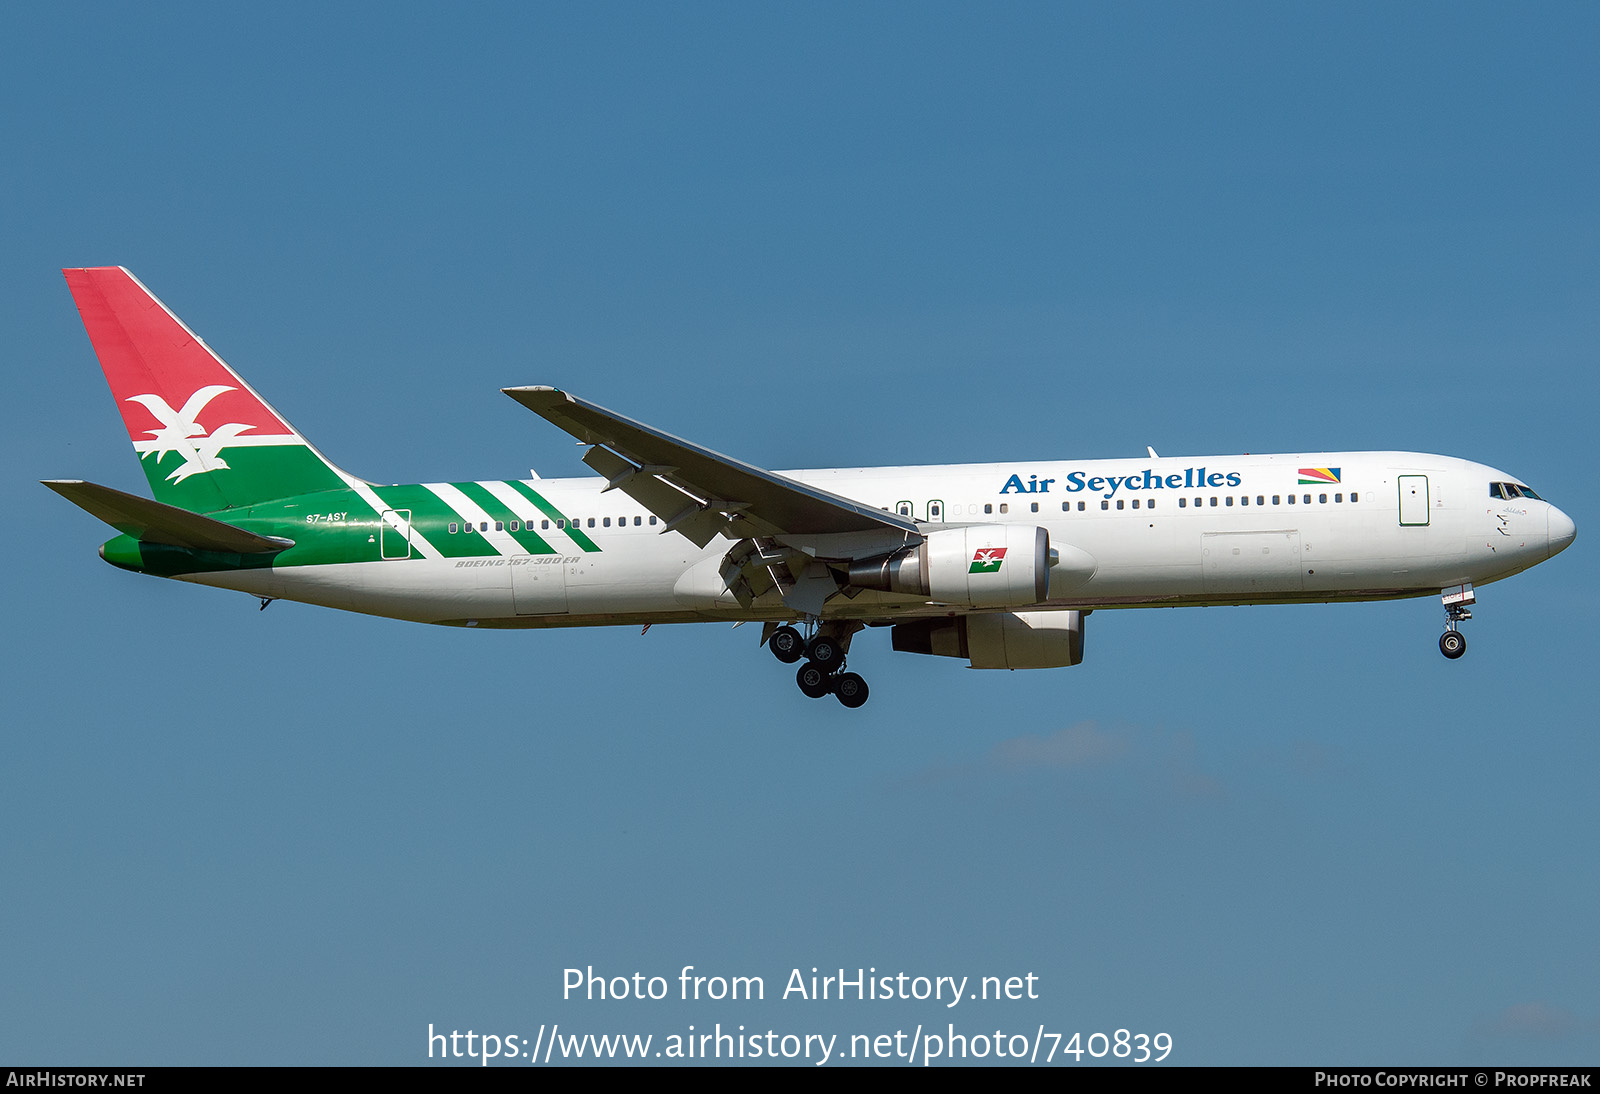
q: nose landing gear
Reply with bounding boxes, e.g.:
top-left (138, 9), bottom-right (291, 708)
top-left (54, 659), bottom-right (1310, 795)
top-left (1439, 583), bottom-right (1474, 660)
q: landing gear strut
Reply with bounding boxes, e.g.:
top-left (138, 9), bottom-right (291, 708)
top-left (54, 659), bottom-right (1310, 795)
top-left (1439, 583), bottom-right (1473, 660)
top-left (766, 621), bottom-right (869, 707)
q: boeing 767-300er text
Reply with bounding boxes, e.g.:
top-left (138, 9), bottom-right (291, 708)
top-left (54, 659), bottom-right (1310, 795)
top-left (46, 268), bottom-right (1576, 707)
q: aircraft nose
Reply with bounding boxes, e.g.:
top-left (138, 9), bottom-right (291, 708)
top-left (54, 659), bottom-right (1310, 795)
top-left (1548, 505), bottom-right (1576, 558)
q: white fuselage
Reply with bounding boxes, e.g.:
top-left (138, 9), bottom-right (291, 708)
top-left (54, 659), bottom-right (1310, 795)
top-left (187, 451), bottom-right (1572, 628)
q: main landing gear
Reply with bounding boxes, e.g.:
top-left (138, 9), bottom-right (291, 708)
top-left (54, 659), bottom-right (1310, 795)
top-left (1439, 583), bottom-right (1474, 660)
top-left (768, 623), bottom-right (869, 708)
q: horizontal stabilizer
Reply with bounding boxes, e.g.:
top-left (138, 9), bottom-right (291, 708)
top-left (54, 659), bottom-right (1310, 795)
top-left (42, 480), bottom-right (294, 554)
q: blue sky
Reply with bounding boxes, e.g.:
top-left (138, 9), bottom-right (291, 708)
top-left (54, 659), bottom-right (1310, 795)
top-left (4, 2), bottom-right (1596, 1066)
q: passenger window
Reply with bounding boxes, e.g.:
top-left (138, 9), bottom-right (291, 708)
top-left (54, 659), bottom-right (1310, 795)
top-left (1030, 502), bottom-right (1038, 513)
top-left (495, 521), bottom-right (503, 531)
top-left (1078, 501), bottom-right (1086, 511)
top-left (1148, 499), bottom-right (1156, 510)
top-left (1101, 500), bottom-right (1109, 510)
top-left (649, 515), bottom-right (658, 526)
top-left (587, 518), bottom-right (596, 528)
top-left (1131, 499), bottom-right (1139, 509)
top-left (1225, 497), bottom-right (1233, 506)
top-left (1116, 500), bottom-right (1124, 510)
top-left (1287, 495), bottom-right (1295, 505)
top-left (1350, 492), bottom-right (1358, 503)
top-left (1240, 496), bottom-right (1248, 506)
top-left (1273, 495), bottom-right (1281, 505)
top-left (557, 519), bottom-right (565, 529)
top-left (1179, 498), bottom-right (1187, 508)
top-left (1319, 494), bottom-right (1327, 504)
top-left (510, 521), bottom-right (519, 531)
top-left (1210, 497), bottom-right (1218, 507)
top-left (1303, 494), bottom-right (1311, 504)
top-left (449, 522), bottom-right (458, 534)
top-left (542, 520), bottom-right (550, 530)
top-left (1335, 493), bottom-right (1342, 503)
top-left (999, 503), bottom-right (1008, 514)
top-left (1256, 496), bottom-right (1264, 506)
top-left (984, 503), bottom-right (993, 514)
top-left (479, 522), bottom-right (488, 532)
top-left (1062, 501), bottom-right (1071, 512)
top-left (603, 517), bottom-right (611, 527)
top-left (635, 516), bottom-right (642, 526)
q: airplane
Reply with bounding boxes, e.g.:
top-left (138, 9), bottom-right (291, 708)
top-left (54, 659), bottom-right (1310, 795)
top-left (46, 267), bottom-right (1576, 708)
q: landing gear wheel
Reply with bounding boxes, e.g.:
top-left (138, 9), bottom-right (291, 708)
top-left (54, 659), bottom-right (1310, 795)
top-left (1440, 631), bottom-right (1466, 659)
top-left (833, 672), bottom-right (869, 708)
top-left (796, 663), bottom-right (832, 699)
top-left (805, 635), bottom-right (843, 669)
top-left (770, 625), bottom-right (804, 664)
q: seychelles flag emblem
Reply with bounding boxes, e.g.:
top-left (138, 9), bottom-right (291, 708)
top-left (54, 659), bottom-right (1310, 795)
top-left (970, 547), bottom-right (1007, 574)
top-left (1299, 467), bottom-right (1341, 485)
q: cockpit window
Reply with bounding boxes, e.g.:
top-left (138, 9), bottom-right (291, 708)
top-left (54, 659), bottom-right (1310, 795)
top-left (1492, 481), bottom-right (1545, 501)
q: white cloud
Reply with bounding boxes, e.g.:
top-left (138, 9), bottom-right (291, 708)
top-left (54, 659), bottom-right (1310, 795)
top-left (1471, 1002), bottom-right (1588, 1041)
top-left (987, 721), bottom-right (1127, 769)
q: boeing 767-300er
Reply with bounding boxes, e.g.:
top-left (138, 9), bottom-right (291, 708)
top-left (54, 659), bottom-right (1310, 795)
top-left (46, 267), bottom-right (1576, 707)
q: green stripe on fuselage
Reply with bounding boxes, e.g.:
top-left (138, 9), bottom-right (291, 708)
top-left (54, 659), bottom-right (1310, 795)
top-left (507, 480), bottom-right (600, 552)
top-left (369, 484), bottom-right (500, 558)
top-left (93, 472), bottom-right (612, 578)
top-left (454, 482), bottom-right (557, 554)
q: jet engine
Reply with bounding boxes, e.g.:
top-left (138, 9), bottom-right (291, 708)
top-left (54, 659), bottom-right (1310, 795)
top-left (846, 524), bottom-right (1050, 609)
top-left (890, 610), bottom-right (1086, 669)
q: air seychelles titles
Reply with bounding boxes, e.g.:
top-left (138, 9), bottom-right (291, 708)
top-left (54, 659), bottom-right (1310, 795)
top-left (1000, 467), bottom-right (1243, 500)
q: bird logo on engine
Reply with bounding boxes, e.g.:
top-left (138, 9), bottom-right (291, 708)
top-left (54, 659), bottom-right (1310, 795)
top-left (969, 547), bottom-right (1007, 574)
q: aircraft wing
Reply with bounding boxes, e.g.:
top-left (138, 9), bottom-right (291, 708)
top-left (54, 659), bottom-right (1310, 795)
top-left (503, 386), bottom-right (920, 549)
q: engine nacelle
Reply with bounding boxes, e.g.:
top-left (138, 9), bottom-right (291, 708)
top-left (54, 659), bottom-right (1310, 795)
top-left (847, 524), bottom-right (1050, 609)
top-left (891, 610), bottom-right (1086, 669)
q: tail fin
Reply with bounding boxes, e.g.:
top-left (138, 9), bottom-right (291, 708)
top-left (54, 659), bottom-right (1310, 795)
top-left (63, 267), bottom-right (353, 512)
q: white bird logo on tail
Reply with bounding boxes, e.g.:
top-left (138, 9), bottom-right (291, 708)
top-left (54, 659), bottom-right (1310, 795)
top-left (126, 385), bottom-right (257, 483)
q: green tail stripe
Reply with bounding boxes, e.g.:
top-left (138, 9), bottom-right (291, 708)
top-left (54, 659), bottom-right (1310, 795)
top-left (370, 484), bottom-right (500, 558)
top-left (507, 480), bottom-right (600, 552)
top-left (455, 482), bottom-right (558, 555)
top-left (143, 445), bottom-right (347, 514)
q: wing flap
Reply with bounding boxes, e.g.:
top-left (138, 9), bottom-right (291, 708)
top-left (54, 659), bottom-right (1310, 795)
top-left (580, 443), bottom-right (750, 548)
top-left (43, 480), bottom-right (294, 554)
